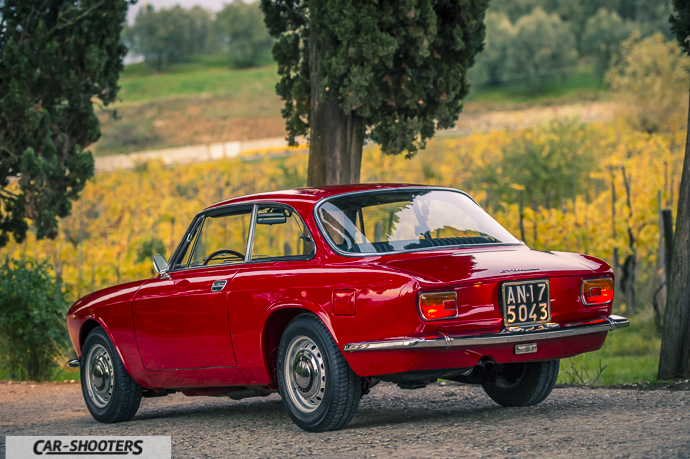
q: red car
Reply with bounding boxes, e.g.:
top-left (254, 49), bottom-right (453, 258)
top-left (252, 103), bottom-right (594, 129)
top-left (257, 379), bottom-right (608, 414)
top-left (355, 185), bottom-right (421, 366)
top-left (66, 184), bottom-right (628, 432)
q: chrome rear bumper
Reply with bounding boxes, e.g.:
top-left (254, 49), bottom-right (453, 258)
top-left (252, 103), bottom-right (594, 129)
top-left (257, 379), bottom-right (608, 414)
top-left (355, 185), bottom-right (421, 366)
top-left (343, 315), bottom-right (629, 352)
top-left (67, 359), bottom-right (80, 368)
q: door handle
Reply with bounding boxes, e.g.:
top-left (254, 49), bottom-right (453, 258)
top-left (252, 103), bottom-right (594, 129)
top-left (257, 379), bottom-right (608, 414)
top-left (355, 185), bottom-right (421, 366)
top-left (211, 280), bottom-right (228, 292)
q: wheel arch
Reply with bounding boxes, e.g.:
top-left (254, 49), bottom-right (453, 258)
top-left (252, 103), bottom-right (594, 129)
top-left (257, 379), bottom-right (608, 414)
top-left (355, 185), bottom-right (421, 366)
top-left (80, 319), bottom-right (103, 352)
top-left (78, 316), bottom-right (138, 385)
top-left (262, 303), bottom-right (335, 385)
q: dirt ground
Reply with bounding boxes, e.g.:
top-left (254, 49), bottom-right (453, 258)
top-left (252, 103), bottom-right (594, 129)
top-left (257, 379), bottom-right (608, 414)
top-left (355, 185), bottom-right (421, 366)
top-left (1, 379), bottom-right (688, 458)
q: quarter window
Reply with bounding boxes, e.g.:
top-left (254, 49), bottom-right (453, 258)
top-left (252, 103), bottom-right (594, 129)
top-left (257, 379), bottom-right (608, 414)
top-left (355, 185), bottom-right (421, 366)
top-left (250, 205), bottom-right (315, 261)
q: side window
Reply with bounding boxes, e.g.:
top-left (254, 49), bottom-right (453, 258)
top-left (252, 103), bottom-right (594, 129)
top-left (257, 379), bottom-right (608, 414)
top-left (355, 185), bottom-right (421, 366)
top-left (250, 206), bottom-right (315, 261)
top-left (186, 207), bottom-right (252, 268)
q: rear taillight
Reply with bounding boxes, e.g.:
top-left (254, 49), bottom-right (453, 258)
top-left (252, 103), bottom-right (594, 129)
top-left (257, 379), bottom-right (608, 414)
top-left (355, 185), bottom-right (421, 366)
top-left (581, 278), bottom-right (614, 306)
top-left (419, 292), bottom-right (457, 321)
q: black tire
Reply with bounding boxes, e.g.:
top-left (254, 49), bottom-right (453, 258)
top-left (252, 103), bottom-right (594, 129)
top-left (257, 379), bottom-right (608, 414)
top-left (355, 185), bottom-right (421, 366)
top-left (481, 359), bottom-right (559, 407)
top-left (81, 327), bottom-right (143, 423)
top-left (277, 314), bottom-right (362, 432)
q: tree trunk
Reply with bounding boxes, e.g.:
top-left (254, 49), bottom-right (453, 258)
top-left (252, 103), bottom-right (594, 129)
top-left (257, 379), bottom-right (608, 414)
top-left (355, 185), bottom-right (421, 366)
top-left (307, 30), bottom-right (364, 187)
top-left (658, 87), bottom-right (690, 380)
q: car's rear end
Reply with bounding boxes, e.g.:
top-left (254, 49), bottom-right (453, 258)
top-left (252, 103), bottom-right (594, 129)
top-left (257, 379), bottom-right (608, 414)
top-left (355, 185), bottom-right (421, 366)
top-left (314, 187), bottom-right (628, 403)
top-left (337, 246), bottom-right (625, 381)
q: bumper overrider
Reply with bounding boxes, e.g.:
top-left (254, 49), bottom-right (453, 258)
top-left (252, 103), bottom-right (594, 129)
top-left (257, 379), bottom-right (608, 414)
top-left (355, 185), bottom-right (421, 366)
top-left (343, 315), bottom-right (629, 352)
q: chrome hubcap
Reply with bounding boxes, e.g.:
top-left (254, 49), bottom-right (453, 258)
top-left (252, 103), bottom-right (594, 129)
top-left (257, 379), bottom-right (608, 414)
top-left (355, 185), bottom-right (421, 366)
top-left (284, 336), bottom-right (326, 413)
top-left (85, 344), bottom-right (114, 408)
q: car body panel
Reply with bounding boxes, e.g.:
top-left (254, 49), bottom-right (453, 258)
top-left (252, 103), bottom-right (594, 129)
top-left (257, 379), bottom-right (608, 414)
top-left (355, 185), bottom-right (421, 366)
top-left (67, 184), bottom-right (619, 392)
top-left (132, 265), bottom-right (240, 370)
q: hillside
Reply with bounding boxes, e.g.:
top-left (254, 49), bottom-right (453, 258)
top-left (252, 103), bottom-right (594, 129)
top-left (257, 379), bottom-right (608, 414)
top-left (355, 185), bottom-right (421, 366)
top-left (92, 56), bottom-right (609, 157)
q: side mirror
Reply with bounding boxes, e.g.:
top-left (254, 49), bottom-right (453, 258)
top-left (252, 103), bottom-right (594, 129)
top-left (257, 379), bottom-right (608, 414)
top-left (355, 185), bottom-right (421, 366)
top-left (152, 254), bottom-right (168, 275)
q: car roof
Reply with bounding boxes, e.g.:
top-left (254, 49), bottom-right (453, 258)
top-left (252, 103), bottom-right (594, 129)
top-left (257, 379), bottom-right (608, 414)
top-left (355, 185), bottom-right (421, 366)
top-left (204, 183), bottom-right (436, 210)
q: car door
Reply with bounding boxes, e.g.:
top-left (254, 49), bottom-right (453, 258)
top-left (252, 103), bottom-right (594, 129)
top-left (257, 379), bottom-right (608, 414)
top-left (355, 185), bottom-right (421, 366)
top-left (132, 204), bottom-right (253, 370)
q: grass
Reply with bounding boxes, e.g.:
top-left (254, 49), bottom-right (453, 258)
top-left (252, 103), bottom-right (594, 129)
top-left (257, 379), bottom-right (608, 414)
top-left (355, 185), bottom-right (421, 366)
top-left (92, 57), bottom-right (611, 156)
top-left (117, 55), bottom-right (280, 105)
top-left (467, 69), bottom-right (608, 107)
top-left (0, 366), bottom-right (80, 383)
top-left (556, 311), bottom-right (661, 386)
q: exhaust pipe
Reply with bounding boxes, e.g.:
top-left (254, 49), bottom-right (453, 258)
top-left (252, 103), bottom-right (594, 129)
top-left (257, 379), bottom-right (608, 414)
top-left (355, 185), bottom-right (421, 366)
top-left (478, 357), bottom-right (496, 373)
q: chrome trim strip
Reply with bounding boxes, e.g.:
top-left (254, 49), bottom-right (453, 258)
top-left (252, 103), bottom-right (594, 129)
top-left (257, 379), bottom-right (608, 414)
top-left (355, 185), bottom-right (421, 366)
top-left (342, 315), bottom-right (630, 352)
top-left (245, 204), bottom-right (259, 262)
top-left (311, 187), bottom-right (525, 259)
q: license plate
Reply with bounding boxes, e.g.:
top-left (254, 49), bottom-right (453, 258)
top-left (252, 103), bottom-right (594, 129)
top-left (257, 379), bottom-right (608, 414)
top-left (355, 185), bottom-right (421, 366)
top-left (501, 279), bottom-right (550, 326)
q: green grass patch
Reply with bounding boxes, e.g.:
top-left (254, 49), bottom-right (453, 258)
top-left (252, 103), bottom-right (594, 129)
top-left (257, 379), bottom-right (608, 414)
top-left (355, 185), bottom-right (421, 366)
top-left (0, 366), bottom-right (80, 382)
top-left (467, 69), bottom-right (607, 106)
top-left (557, 312), bottom-right (661, 386)
top-left (118, 56), bottom-right (280, 104)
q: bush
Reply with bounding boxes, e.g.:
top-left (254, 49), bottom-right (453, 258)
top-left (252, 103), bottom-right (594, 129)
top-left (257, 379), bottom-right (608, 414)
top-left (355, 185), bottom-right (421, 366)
top-left (469, 12), bottom-right (515, 85)
top-left (477, 120), bottom-right (595, 210)
top-left (581, 8), bottom-right (636, 79)
top-left (212, 1), bottom-right (274, 69)
top-left (0, 260), bottom-right (69, 381)
top-left (606, 32), bottom-right (690, 133)
top-left (124, 5), bottom-right (212, 70)
top-left (504, 8), bottom-right (578, 94)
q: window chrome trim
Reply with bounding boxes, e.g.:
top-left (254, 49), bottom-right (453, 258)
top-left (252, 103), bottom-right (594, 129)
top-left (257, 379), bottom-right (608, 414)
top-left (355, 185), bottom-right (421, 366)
top-left (343, 315), bottom-right (630, 352)
top-left (186, 216), bottom-right (206, 268)
top-left (245, 204), bottom-right (259, 262)
top-left (246, 202), bottom-right (317, 264)
top-left (312, 186), bottom-right (524, 258)
top-left (167, 203), bottom-right (254, 274)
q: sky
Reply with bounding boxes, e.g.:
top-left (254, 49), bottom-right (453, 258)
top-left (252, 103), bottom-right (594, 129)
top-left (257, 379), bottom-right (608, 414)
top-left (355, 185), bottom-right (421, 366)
top-left (127, 0), bottom-right (248, 22)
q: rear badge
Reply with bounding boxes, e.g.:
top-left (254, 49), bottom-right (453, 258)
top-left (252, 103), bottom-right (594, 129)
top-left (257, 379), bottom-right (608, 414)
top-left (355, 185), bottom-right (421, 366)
top-left (515, 343), bottom-right (537, 355)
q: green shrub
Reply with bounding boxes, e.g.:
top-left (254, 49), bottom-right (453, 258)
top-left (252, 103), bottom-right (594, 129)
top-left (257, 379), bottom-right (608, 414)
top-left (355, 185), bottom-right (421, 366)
top-left (0, 259), bottom-right (69, 381)
top-left (581, 8), bottom-right (635, 79)
top-left (212, 0), bottom-right (274, 69)
top-left (606, 32), bottom-right (690, 133)
top-left (469, 12), bottom-right (515, 85)
top-left (505, 8), bottom-right (578, 94)
top-left (124, 5), bottom-right (212, 70)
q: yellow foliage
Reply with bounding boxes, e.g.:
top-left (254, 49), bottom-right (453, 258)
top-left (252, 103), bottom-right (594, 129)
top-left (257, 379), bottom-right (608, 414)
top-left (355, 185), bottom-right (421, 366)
top-left (0, 120), bottom-right (683, 304)
top-left (606, 32), bottom-right (690, 133)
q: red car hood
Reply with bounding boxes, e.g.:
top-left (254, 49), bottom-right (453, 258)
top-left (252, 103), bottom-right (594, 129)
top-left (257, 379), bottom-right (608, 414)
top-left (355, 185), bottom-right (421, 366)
top-left (383, 246), bottom-right (610, 286)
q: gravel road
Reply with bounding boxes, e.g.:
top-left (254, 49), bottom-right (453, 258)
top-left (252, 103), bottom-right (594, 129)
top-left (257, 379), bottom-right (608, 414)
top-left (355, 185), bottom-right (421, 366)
top-left (1, 380), bottom-right (688, 458)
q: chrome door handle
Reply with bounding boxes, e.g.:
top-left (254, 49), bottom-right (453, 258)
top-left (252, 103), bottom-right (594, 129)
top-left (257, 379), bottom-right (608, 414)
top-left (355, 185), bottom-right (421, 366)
top-left (211, 280), bottom-right (228, 292)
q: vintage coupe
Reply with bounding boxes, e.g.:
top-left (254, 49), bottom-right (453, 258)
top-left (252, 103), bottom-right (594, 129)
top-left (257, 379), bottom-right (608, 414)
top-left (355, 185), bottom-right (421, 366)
top-left (67, 184), bottom-right (628, 432)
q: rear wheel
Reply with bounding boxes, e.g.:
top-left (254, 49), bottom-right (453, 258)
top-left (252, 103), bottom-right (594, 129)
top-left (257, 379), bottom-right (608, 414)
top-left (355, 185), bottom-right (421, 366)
top-left (277, 314), bottom-right (362, 432)
top-left (81, 327), bottom-right (142, 423)
top-left (481, 360), bottom-right (559, 407)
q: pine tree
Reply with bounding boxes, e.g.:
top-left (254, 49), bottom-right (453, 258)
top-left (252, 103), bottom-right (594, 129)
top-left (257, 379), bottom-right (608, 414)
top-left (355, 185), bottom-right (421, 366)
top-left (260, 0), bottom-right (488, 186)
top-left (0, 0), bottom-right (132, 247)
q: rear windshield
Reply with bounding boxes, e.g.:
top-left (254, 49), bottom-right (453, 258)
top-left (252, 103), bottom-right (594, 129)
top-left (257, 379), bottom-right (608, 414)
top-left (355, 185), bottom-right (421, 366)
top-left (316, 189), bottom-right (520, 255)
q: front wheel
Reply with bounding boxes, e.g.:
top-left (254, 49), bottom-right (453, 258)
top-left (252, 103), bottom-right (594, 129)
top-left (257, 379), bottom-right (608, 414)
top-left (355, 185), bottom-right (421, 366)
top-left (277, 314), bottom-right (362, 432)
top-left (81, 327), bottom-right (143, 423)
top-left (481, 359), bottom-right (559, 407)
